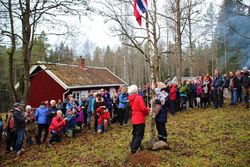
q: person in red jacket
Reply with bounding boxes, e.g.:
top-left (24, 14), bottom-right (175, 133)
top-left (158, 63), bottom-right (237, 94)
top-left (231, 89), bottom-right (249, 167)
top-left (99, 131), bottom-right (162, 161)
top-left (128, 85), bottom-right (150, 154)
top-left (96, 106), bottom-right (110, 133)
top-left (169, 83), bottom-right (177, 115)
top-left (48, 110), bottom-right (67, 147)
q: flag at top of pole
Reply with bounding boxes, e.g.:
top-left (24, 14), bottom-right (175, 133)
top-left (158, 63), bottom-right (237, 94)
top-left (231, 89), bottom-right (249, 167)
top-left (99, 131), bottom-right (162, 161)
top-left (134, 0), bottom-right (148, 26)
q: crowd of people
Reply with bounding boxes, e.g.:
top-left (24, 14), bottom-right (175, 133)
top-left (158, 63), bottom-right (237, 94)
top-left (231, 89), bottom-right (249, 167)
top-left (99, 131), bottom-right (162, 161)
top-left (0, 67), bottom-right (249, 156)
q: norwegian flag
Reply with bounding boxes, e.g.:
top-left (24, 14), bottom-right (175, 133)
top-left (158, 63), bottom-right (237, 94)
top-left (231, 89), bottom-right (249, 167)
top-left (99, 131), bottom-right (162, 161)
top-left (134, 0), bottom-right (148, 26)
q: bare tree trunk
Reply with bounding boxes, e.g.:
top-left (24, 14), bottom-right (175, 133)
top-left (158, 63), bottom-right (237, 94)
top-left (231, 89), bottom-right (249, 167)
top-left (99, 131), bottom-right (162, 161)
top-left (188, 0), bottom-right (194, 77)
top-left (21, 0), bottom-right (32, 104)
top-left (7, 0), bottom-right (19, 102)
top-left (176, 0), bottom-right (182, 82)
top-left (146, 11), bottom-right (156, 145)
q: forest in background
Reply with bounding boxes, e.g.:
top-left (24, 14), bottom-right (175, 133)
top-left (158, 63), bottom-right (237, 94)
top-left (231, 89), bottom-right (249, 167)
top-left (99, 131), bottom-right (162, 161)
top-left (0, 0), bottom-right (249, 108)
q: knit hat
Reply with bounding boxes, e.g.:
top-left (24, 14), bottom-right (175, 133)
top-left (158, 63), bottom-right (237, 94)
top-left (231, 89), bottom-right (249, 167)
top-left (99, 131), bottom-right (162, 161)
top-left (128, 85), bottom-right (138, 95)
top-left (13, 102), bottom-right (24, 108)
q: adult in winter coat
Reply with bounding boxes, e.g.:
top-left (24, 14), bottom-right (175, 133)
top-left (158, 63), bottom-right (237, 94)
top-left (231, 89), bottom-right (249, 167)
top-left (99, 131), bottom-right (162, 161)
top-left (25, 105), bottom-right (36, 145)
top-left (236, 70), bottom-right (243, 102)
top-left (128, 85), bottom-right (150, 154)
top-left (48, 110), bottom-right (67, 146)
top-left (94, 93), bottom-right (106, 132)
top-left (242, 67), bottom-right (250, 108)
top-left (169, 83), bottom-right (177, 115)
top-left (188, 80), bottom-right (196, 109)
top-left (80, 96), bottom-right (87, 127)
top-left (13, 103), bottom-right (26, 156)
top-left (180, 81), bottom-right (188, 111)
top-left (47, 100), bottom-right (58, 126)
top-left (118, 87), bottom-right (128, 125)
top-left (35, 102), bottom-right (49, 144)
top-left (201, 77), bottom-right (210, 108)
top-left (5, 109), bottom-right (17, 153)
top-left (86, 92), bottom-right (95, 128)
top-left (229, 71), bottom-right (238, 106)
top-left (212, 70), bottom-right (223, 108)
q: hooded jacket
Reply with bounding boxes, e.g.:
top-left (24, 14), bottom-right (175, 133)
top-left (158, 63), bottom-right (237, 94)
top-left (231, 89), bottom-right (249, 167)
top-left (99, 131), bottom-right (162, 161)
top-left (128, 94), bottom-right (149, 125)
top-left (35, 105), bottom-right (49, 124)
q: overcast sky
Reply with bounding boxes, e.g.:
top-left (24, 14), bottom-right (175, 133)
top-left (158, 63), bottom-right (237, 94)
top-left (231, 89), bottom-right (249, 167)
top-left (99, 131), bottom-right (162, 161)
top-left (47, 0), bottom-right (250, 51)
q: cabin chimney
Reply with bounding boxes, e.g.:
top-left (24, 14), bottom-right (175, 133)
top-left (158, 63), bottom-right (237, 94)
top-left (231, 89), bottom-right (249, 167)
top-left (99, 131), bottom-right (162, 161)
top-left (77, 56), bottom-right (85, 69)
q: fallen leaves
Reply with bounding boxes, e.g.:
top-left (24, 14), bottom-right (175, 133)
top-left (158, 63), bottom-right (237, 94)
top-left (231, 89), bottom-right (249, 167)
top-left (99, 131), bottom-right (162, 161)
top-left (1, 104), bottom-right (250, 166)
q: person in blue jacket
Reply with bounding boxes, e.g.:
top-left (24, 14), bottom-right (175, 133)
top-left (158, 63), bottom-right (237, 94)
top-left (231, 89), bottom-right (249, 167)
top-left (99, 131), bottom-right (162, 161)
top-left (118, 87), bottom-right (128, 125)
top-left (86, 92), bottom-right (95, 129)
top-left (35, 101), bottom-right (49, 144)
top-left (212, 69), bottom-right (223, 108)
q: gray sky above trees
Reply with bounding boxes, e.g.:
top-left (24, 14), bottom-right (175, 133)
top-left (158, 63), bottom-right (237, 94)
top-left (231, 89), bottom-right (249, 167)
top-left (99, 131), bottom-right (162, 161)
top-left (44, 0), bottom-right (249, 50)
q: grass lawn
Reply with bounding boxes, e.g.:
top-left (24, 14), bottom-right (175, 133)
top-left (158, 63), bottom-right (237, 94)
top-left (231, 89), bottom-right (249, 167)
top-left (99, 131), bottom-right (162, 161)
top-left (1, 105), bottom-right (250, 166)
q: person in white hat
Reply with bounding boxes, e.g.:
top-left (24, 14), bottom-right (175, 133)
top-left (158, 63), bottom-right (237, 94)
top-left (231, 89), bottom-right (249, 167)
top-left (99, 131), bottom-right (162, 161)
top-left (127, 85), bottom-right (150, 154)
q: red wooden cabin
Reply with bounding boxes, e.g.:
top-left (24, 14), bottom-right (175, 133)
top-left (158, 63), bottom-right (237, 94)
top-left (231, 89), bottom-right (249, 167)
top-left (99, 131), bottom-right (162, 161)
top-left (28, 59), bottom-right (126, 108)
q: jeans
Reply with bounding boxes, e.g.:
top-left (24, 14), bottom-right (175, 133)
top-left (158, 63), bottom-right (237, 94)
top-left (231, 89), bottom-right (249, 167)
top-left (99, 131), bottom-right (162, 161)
top-left (237, 88), bottom-right (243, 102)
top-left (130, 123), bottom-right (145, 153)
top-left (16, 129), bottom-right (25, 152)
top-left (231, 89), bottom-right (238, 105)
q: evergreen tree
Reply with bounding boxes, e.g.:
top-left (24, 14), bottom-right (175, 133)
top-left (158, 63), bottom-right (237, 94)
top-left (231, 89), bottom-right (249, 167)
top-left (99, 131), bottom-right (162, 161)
top-left (92, 46), bottom-right (103, 67)
top-left (31, 31), bottom-right (50, 63)
top-left (216, 0), bottom-right (250, 71)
